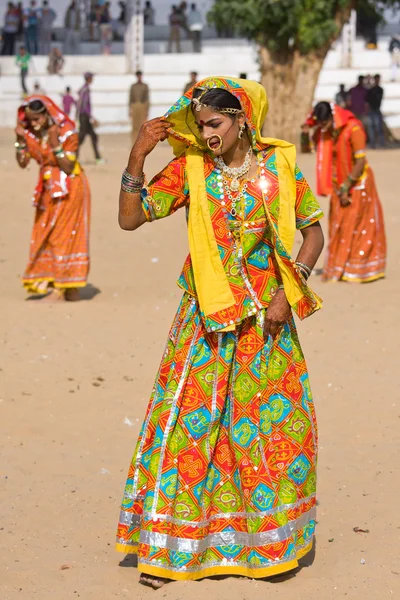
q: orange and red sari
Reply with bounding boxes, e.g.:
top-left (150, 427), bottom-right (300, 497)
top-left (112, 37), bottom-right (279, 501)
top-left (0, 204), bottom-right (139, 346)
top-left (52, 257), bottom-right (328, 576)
top-left (19, 95), bottom-right (90, 293)
top-left (312, 105), bottom-right (386, 283)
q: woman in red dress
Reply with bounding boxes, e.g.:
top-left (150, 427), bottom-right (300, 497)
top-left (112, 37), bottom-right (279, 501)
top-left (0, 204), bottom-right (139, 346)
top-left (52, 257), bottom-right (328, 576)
top-left (15, 95), bottom-right (91, 300)
top-left (310, 102), bottom-right (386, 283)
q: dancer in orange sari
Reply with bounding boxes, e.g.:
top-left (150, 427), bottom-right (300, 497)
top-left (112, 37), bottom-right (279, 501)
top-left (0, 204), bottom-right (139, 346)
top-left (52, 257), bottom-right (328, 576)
top-left (15, 96), bottom-right (91, 300)
top-left (309, 102), bottom-right (386, 283)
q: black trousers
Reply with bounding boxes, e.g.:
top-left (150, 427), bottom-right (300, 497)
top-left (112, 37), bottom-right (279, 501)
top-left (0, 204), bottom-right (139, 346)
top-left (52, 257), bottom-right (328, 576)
top-left (78, 114), bottom-right (101, 160)
top-left (1, 32), bottom-right (16, 55)
top-left (20, 69), bottom-right (28, 93)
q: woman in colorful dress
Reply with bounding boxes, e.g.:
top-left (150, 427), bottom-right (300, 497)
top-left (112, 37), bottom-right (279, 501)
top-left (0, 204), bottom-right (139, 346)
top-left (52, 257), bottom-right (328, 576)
top-left (15, 95), bottom-right (91, 300)
top-left (117, 77), bottom-right (324, 588)
top-left (309, 101), bottom-right (386, 283)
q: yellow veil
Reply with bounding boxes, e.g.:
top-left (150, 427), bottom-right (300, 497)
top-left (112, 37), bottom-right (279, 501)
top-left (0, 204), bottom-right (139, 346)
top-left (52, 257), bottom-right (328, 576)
top-left (165, 76), bottom-right (321, 320)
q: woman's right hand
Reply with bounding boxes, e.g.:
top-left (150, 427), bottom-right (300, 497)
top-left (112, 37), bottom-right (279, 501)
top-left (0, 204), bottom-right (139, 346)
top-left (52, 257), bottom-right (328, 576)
top-left (132, 117), bottom-right (173, 157)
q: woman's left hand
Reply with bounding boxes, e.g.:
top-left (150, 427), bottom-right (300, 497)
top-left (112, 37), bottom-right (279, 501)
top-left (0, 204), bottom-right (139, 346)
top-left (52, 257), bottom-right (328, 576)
top-left (48, 124), bottom-right (60, 148)
top-left (263, 289), bottom-right (291, 341)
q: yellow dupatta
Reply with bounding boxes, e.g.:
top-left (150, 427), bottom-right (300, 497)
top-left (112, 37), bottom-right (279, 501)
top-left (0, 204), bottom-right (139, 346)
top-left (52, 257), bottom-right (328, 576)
top-left (165, 77), bottom-right (322, 321)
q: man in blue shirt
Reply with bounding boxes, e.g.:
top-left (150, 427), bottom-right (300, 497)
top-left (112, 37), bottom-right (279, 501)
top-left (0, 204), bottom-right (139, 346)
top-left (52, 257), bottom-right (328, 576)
top-left (24, 0), bottom-right (39, 54)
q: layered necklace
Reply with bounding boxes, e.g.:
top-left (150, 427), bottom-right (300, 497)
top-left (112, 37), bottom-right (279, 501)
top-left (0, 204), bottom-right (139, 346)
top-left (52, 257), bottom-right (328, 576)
top-left (216, 146), bottom-right (253, 192)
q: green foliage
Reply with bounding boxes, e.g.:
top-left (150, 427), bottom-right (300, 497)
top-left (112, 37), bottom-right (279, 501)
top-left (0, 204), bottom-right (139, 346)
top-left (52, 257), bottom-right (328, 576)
top-left (208, 0), bottom-right (399, 55)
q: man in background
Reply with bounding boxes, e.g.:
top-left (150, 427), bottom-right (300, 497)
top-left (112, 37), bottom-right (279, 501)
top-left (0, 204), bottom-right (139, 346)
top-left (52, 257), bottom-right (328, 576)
top-left (16, 44), bottom-right (31, 94)
top-left (187, 3), bottom-right (202, 53)
top-left (38, 0), bottom-right (56, 55)
top-left (389, 35), bottom-right (400, 82)
top-left (24, 0), bottom-right (39, 54)
top-left (349, 75), bottom-right (368, 127)
top-left (335, 83), bottom-right (348, 108)
top-left (129, 70), bottom-right (150, 144)
top-left (1, 2), bottom-right (19, 56)
top-left (143, 1), bottom-right (155, 25)
top-left (366, 74), bottom-right (385, 148)
top-left (168, 5), bottom-right (181, 53)
top-left (64, 0), bottom-right (81, 55)
top-left (77, 72), bottom-right (104, 164)
top-left (183, 71), bottom-right (197, 94)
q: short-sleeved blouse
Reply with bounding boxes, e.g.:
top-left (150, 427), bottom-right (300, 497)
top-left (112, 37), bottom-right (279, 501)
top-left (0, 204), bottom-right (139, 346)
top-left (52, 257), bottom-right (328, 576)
top-left (142, 146), bottom-right (323, 332)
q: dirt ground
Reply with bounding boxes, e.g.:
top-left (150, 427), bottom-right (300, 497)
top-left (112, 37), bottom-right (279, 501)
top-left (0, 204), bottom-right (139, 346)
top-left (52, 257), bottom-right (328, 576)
top-left (1, 128), bottom-right (399, 600)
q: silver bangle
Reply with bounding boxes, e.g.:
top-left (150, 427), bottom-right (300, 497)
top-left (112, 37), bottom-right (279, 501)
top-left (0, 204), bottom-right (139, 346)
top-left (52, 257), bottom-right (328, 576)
top-left (295, 261), bottom-right (312, 276)
top-left (122, 168), bottom-right (144, 185)
top-left (121, 168), bottom-right (144, 194)
top-left (121, 182), bottom-right (142, 194)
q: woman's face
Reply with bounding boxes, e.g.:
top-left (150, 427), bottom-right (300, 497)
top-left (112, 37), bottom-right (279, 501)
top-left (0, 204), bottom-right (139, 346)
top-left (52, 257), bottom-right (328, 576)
top-left (27, 111), bottom-right (48, 132)
top-left (317, 117), bottom-right (333, 133)
top-left (193, 106), bottom-right (245, 156)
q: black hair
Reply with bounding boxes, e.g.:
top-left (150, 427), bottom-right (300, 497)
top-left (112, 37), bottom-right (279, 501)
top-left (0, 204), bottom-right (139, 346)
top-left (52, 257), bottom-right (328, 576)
top-left (192, 87), bottom-right (241, 118)
top-left (28, 99), bottom-right (46, 113)
top-left (358, 75), bottom-right (364, 84)
top-left (66, 86), bottom-right (71, 92)
top-left (312, 101), bottom-right (332, 123)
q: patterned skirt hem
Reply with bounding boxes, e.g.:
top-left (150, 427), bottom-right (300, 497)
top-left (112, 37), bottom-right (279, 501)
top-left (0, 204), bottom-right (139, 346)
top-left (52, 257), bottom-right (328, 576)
top-left (341, 272), bottom-right (385, 284)
top-left (322, 272), bottom-right (385, 284)
top-left (22, 277), bottom-right (87, 293)
top-left (115, 540), bottom-right (313, 580)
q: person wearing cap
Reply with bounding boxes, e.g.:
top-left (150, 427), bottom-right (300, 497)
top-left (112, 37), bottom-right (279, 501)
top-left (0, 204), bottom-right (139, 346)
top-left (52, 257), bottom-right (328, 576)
top-left (76, 72), bottom-right (103, 164)
top-left (129, 71), bottom-right (150, 144)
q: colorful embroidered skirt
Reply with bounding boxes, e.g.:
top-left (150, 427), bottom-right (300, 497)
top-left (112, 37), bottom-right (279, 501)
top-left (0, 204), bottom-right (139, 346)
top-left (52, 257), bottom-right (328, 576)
top-left (116, 293), bottom-right (318, 580)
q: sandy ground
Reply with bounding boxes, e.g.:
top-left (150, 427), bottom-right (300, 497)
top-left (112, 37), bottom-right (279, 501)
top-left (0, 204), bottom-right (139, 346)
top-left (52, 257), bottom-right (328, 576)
top-left (1, 128), bottom-right (399, 600)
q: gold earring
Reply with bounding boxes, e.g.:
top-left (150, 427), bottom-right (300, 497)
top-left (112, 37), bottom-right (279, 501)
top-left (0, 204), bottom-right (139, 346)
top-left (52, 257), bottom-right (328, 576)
top-left (238, 125), bottom-right (245, 139)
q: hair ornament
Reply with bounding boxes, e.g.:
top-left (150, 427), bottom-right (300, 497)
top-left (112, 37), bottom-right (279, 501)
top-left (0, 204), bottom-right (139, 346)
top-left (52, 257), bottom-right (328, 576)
top-left (192, 87), bottom-right (241, 115)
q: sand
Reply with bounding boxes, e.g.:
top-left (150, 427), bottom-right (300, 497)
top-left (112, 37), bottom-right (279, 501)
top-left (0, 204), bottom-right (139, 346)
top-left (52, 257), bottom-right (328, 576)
top-left (1, 128), bottom-right (399, 600)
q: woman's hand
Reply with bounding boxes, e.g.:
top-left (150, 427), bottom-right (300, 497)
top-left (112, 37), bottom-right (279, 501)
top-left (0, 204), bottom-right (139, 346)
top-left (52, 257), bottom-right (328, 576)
top-left (15, 120), bottom-right (26, 141)
top-left (339, 190), bottom-right (351, 207)
top-left (263, 289), bottom-right (291, 341)
top-left (132, 117), bottom-right (173, 157)
top-left (48, 124), bottom-right (60, 148)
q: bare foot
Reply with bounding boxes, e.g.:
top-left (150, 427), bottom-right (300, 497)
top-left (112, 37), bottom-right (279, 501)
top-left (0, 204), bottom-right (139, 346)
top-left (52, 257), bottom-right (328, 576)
top-left (38, 289), bottom-right (66, 302)
top-left (65, 288), bottom-right (80, 302)
top-left (139, 573), bottom-right (169, 589)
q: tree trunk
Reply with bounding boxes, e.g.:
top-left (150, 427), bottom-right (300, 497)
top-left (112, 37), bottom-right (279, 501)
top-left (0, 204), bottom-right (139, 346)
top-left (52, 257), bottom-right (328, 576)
top-left (260, 47), bottom-right (326, 144)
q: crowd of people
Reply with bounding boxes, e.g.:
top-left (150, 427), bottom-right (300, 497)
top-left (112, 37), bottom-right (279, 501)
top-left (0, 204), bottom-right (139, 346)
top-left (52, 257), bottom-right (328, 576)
top-left (1, 0), bottom-right (56, 56)
top-left (335, 74), bottom-right (386, 149)
top-left (1, 1), bottom-right (207, 58)
top-left (168, 2), bottom-right (203, 53)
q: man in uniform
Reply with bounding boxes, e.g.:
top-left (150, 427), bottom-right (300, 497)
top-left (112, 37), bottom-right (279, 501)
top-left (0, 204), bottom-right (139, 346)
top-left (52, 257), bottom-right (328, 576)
top-left (129, 71), bottom-right (150, 144)
top-left (183, 71), bottom-right (197, 94)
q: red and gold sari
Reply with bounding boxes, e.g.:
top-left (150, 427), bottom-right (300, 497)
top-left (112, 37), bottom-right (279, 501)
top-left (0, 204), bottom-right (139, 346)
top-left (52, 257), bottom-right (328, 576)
top-left (18, 96), bottom-right (91, 293)
top-left (311, 105), bottom-right (386, 283)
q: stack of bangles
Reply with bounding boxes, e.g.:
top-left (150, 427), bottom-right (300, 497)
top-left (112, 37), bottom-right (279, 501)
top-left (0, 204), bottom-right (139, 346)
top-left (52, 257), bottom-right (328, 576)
top-left (295, 261), bottom-right (312, 280)
top-left (15, 141), bottom-right (27, 155)
top-left (339, 174), bottom-right (357, 196)
top-left (121, 168), bottom-right (145, 193)
top-left (52, 145), bottom-right (66, 159)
